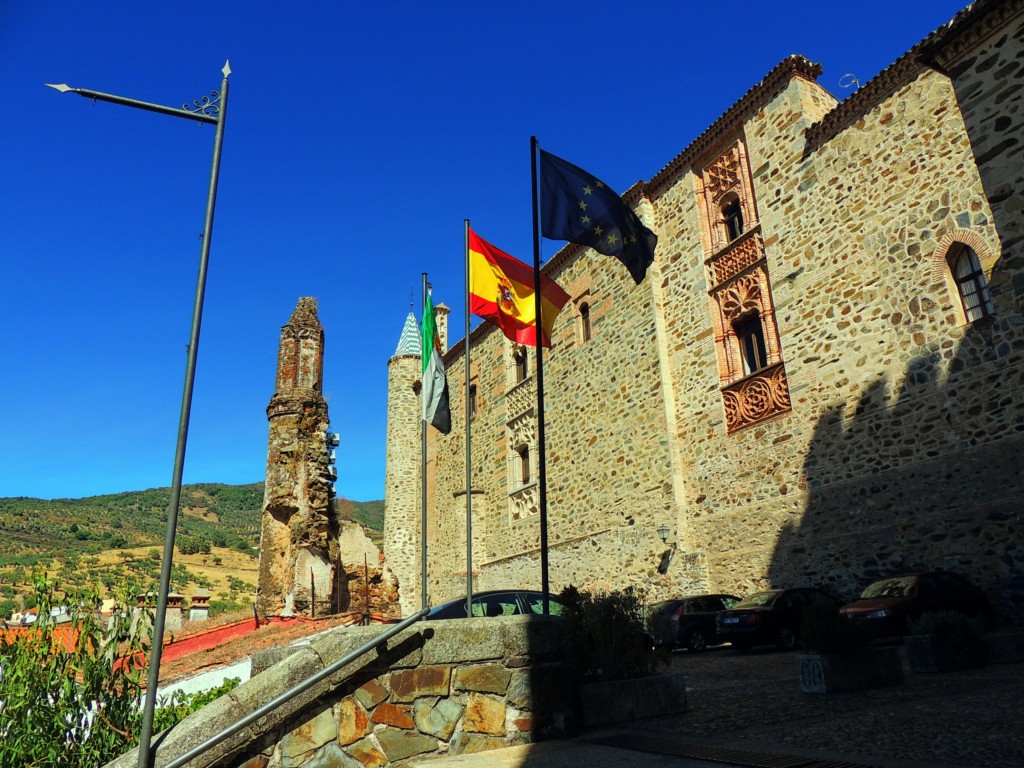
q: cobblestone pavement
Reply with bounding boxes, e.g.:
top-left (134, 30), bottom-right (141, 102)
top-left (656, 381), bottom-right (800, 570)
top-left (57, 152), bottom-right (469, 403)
top-left (635, 644), bottom-right (1024, 768)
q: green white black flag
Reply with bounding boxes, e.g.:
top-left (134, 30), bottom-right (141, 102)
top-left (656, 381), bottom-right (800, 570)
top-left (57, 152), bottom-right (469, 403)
top-left (421, 289), bottom-right (451, 434)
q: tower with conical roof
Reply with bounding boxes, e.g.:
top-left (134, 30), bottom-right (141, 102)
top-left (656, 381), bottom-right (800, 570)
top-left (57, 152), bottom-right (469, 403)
top-left (383, 310), bottom-right (423, 615)
top-left (256, 297), bottom-right (341, 617)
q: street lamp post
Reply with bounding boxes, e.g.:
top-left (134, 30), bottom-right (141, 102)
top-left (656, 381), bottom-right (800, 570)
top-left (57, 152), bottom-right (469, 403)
top-left (47, 61), bottom-right (231, 768)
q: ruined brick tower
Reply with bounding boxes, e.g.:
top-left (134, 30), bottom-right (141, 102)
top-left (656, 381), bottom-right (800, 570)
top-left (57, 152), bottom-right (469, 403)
top-left (256, 298), bottom-right (341, 617)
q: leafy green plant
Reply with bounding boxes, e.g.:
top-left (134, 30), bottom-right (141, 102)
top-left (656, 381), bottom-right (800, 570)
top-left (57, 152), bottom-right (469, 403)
top-left (906, 610), bottom-right (988, 670)
top-left (0, 576), bottom-right (149, 767)
top-left (557, 585), bottom-right (666, 682)
top-left (907, 609), bottom-right (983, 638)
top-left (800, 604), bottom-right (869, 654)
top-left (0, 576), bottom-right (235, 767)
top-left (151, 677), bottom-right (241, 733)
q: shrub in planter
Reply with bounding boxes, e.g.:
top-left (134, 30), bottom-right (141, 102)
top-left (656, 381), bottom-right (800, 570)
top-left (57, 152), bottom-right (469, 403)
top-left (557, 585), bottom-right (667, 682)
top-left (797, 604), bottom-right (903, 693)
top-left (559, 586), bottom-right (680, 726)
top-left (800, 604), bottom-right (869, 655)
top-left (905, 610), bottom-right (987, 672)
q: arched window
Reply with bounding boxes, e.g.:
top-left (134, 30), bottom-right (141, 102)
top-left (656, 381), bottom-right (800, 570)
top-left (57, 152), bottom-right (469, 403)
top-left (517, 445), bottom-right (531, 485)
top-left (580, 302), bottom-right (592, 342)
top-left (734, 313), bottom-right (768, 376)
top-left (514, 348), bottom-right (529, 383)
top-left (722, 198), bottom-right (744, 242)
top-left (951, 244), bottom-right (993, 322)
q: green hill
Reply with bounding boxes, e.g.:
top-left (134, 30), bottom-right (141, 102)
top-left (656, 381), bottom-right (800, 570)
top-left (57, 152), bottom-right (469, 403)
top-left (0, 484), bottom-right (385, 568)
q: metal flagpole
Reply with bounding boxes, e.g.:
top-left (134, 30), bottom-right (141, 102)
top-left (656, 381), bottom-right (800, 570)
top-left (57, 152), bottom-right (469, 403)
top-left (47, 63), bottom-right (231, 768)
top-left (530, 136), bottom-right (551, 615)
top-left (464, 219), bottom-right (474, 618)
top-left (421, 272), bottom-right (429, 612)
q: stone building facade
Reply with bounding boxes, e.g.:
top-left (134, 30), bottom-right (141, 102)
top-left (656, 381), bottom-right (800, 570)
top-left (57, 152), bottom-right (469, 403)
top-left (384, 0), bottom-right (1024, 618)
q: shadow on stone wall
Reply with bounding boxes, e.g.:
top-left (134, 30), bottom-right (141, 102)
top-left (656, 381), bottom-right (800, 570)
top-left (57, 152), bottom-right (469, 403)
top-left (768, 164), bottom-right (1024, 619)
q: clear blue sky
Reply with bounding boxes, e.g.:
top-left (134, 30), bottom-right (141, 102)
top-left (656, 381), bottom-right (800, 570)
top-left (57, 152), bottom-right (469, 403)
top-left (1, 1), bottom-right (967, 502)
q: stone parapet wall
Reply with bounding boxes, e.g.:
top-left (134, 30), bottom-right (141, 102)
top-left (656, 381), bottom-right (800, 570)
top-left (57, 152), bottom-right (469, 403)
top-left (103, 616), bottom-right (574, 768)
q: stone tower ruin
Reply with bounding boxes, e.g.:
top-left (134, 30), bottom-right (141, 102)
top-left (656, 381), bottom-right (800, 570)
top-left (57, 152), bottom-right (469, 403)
top-left (256, 297), bottom-right (341, 617)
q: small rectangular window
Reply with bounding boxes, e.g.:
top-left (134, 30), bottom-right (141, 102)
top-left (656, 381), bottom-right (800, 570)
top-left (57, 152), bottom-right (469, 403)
top-left (734, 314), bottom-right (768, 375)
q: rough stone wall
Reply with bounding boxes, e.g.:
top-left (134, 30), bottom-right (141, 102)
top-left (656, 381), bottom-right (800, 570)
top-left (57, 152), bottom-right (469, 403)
top-left (257, 298), bottom-right (341, 617)
top-left (337, 521), bottom-right (402, 618)
top-left (384, 352), bottom-right (423, 617)
top-left (385, 3), bottom-right (1024, 615)
top-left (665, 19), bottom-right (1023, 602)
top-left (422, 245), bottom-right (686, 607)
top-left (104, 616), bottom-right (575, 768)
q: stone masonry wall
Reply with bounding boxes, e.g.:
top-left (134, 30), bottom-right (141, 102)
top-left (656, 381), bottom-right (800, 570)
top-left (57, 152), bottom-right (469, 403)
top-left (385, 3), bottom-right (1024, 617)
top-left (660, 21), bottom-right (1023, 602)
top-left (104, 616), bottom-right (574, 768)
top-left (423, 243), bottom-right (691, 606)
top-left (384, 353), bottom-right (424, 617)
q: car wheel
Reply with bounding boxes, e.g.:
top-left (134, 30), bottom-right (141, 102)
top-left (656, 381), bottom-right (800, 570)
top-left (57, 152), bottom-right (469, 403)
top-left (685, 628), bottom-right (707, 652)
top-left (776, 626), bottom-right (797, 650)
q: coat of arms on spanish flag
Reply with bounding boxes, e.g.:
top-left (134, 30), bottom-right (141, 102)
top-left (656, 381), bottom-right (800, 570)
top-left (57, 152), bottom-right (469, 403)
top-left (468, 228), bottom-right (570, 348)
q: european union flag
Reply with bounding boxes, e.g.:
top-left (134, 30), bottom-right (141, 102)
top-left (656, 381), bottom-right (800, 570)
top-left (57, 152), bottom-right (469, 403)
top-left (539, 148), bottom-right (657, 284)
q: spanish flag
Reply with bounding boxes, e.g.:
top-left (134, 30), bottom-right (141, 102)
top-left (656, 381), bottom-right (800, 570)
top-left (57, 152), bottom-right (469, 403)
top-left (469, 229), bottom-right (570, 348)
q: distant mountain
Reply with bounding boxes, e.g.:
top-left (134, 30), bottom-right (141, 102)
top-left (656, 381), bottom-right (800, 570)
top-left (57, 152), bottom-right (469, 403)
top-left (0, 483), bottom-right (385, 568)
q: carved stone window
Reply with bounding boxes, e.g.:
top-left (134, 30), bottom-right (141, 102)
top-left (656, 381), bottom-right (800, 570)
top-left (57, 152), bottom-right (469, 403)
top-left (514, 348), bottom-right (529, 383)
top-left (468, 384), bottom-right (478, 418)
top-left (516, 445), bottom-right (531, 485)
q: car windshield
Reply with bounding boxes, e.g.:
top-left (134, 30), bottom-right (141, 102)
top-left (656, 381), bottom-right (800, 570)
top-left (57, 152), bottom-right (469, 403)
top-left (522, 594), bottom-right (563, 616)
top-left (861, 576), bottom-right (917, 599)
top-left (734, 591), bottom-right (779, 608)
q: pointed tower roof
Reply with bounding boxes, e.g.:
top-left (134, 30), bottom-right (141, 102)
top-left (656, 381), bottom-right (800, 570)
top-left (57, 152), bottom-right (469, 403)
top-left (394, 311), bottom-right (421, 357)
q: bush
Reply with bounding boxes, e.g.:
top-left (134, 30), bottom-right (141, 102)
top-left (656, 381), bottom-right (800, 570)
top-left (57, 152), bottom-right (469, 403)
top-left (152, 678), bottom-right (241, 733)
top-left (0, 576), bottom-right (232, 767)
top-left (178, 537), bottom-right (210, 556)
top-left (0, 577), bottom-right (149, 767)
top-left (907, 610), bottom-right (987, 669)
top-left (557, 585), bottom-right (666, 682)
top-left (908, 609), bottom-right (984, 648)
top-left (800, 603), bottom-right (869, 654)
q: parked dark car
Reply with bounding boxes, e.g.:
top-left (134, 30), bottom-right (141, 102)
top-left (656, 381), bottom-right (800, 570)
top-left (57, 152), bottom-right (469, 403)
top-left (715, 587), bottom-right (840, 651)
top-left (426, 589), bottom-right (563, 620)
top-left (839, 571), bottom-right (991, 639)
top-left (648, 594), bottom-right (741, 651)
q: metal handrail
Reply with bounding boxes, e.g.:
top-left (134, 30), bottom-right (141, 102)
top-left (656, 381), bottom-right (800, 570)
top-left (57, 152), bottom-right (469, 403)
top-left (159, 609), bottom-right (429, 768)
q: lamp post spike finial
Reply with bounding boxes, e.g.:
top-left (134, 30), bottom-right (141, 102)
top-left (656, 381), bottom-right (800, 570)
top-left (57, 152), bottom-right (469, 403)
top-left (44, 83), bottom-right (72, 93)
top-left (222, 60), bottom-right (232, 78)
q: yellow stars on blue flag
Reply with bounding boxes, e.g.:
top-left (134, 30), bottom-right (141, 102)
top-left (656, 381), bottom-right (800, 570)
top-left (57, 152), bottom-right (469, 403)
top-left (538, 148), bottom-right (657, 284)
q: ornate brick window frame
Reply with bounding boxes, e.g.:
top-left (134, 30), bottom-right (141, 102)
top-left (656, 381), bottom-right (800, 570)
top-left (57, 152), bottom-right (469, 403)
top-left (696, 138), bottom-right (791, 434)
top-left (694, 140), bottom-right (759, 254)
top-left (932, 229), bottom-right (996, 326)
top-left (573, 288), bottom-right (595, 344)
